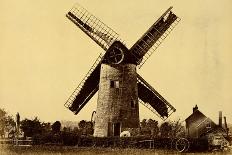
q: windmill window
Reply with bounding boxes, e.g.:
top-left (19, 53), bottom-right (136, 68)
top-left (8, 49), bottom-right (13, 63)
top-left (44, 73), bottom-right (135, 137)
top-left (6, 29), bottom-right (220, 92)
top-left (110, 81), bottom-right (114, 88)
top-left (110, 80), bottom-right (119, 88)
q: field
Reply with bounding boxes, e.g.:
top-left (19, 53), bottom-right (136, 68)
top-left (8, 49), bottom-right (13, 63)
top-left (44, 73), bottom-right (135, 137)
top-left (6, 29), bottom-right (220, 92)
top-left (0, 146), bottom-right (231, 155)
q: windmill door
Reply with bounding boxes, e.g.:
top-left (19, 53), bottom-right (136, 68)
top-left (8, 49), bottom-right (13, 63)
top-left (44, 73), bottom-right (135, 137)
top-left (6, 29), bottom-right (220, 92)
top-left (113, 123), bottom-right (121, 136)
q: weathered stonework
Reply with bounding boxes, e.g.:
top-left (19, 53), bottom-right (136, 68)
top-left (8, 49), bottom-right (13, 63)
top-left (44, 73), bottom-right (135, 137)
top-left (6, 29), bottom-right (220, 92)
top-left (94, 63), bottom-right (140, 137)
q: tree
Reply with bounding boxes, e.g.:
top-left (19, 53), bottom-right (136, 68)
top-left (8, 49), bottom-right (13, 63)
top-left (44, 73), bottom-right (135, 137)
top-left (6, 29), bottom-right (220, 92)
top-left (20, 117), bottom-right (42, 138)
top-left (78, 120), bottom-right (86, 130)
top-left (52, 121), bottom-right (61, 133)
top-left (78, 120), bottom-right (93, 135)
top-left (5, 115), bottom-right (15, 137)
top-left (41, 122), bottom-right (51, 133)
top-left (0, 108), bottom-right (15, 138)
top-left (63, 126), bottom-right (72, 132)
top-left (140, 119), bottom-right (147, 129)
top-left (140, 119), bottom-right (159, 137)
top-left (0, 109), bottom-right (7, 138)
top-left (85, 121), bottom-right (94, 135)
top-left (72, 127), bottom-right (79, 134)
top-left (169, 119), bottom-right (185, 138)
top-left (147, 119), bottom-right (159, 137)
top-left (160, 120), bottom-right (185, 138)
top-left (160, 122), bottom-right (172, 138)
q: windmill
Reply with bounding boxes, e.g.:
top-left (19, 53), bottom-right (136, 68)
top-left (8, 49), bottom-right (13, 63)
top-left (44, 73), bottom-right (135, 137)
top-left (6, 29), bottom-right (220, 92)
top-left (64, 3), bottom-right (180, 137)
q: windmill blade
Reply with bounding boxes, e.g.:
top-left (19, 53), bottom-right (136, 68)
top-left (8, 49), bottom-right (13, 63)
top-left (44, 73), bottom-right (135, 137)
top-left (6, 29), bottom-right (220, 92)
top-left (137, 74), bottom-right (176, 120)
top-left (66, 3), bottom-right (124, 51)
top-left (130, 7), bottom-right (180, 68)
top-left (64, 54), bottom-right (103, 114)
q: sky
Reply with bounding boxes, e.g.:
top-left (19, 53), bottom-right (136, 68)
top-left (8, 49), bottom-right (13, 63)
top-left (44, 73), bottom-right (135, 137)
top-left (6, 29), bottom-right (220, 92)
top-left (0, 0), bottom-right (232, 124)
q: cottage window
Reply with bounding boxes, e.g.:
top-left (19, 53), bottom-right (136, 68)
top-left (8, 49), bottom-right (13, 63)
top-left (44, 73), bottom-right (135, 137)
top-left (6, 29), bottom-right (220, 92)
top-left (206, 122), bottom-right (211, 129)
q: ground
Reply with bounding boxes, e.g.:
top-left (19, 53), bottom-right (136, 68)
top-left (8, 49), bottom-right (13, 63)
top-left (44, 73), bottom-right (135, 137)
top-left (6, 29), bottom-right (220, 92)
top-left (0, 146), bottom-right (231, 155)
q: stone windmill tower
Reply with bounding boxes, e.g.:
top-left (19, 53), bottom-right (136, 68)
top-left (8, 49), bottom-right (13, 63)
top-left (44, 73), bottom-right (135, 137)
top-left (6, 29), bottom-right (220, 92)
top-left (64, 3), bottom-right (180, 137)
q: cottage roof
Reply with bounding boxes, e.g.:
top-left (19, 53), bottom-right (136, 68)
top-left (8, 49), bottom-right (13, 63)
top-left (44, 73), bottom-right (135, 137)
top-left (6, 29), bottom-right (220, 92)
top-left (185, 109), bottom-right (206, 122)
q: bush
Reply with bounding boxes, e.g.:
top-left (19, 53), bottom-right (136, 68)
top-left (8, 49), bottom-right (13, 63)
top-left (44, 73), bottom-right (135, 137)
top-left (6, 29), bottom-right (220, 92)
top-left (33, 132), bottom-right (62, 145)
top-left (62, 131), bottom-right (79, 146)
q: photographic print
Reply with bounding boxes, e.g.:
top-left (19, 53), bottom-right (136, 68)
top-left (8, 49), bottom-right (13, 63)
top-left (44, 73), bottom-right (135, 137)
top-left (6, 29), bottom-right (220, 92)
top-left (0, 0), bottom-right (232, 154)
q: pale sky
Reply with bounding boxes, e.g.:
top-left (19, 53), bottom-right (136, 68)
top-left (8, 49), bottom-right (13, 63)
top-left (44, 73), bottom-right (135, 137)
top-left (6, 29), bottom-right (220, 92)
top-left (0, 0), bottom-right (232, 124)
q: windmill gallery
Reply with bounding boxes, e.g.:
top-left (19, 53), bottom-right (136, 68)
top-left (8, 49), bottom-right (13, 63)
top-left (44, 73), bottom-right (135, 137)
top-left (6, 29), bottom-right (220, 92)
top-left (64, 3), bottom-right (180, 137)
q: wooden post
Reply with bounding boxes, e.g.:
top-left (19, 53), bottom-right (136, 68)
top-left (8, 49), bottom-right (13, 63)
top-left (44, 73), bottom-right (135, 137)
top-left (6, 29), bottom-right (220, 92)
top-left (15, 112), bottom-right (20, 145)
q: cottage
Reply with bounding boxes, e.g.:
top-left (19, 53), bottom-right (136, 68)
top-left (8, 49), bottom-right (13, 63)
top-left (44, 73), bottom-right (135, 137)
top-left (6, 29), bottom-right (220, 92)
top-left (185, 105), bottom-right (217, 138)
top-left (185, 105), bottom-right (231, 150)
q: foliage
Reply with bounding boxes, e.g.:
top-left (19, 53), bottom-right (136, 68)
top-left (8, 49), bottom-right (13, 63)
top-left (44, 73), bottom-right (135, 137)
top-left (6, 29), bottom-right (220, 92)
top-left (52, 121), bottom-right (61, 133)
top-left (20, 117), bottom-right (43, 138)
top-left (160, 122), bottom-right (172, 138)
top-left (1, 107), bottom-right (187, 148)
top-left (78, 120), bottom-right (94, 136)
top-left (0, 108), bottom-right (15, 138)
top-left (169, 119), bottom-right (185, 138)
top-left (63, 126), bottom-right (72, 132)
top-left (140, 119), bottom-right (159, 137)
top-left (41, 122), bottom-right (51, 133)
top-left (72, 127), bottom-right (79, 134)
top-left (160, 120), bottom-right (185, 138)
top-left (33, 131), bottom-right (63, 145)
top-left (62, 131), bottom-right (79, 146)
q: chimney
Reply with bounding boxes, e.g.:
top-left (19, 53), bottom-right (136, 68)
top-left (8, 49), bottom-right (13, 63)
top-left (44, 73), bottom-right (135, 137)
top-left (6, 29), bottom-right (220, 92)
top-left (193, 105), bottom-right (198, 113)
top-left (219, 111), bottom-right (222, 127)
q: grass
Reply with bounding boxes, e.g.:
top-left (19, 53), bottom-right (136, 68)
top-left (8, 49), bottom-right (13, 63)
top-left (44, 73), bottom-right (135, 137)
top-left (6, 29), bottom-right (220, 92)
top-left (0, 145), bottom-right (231, 155)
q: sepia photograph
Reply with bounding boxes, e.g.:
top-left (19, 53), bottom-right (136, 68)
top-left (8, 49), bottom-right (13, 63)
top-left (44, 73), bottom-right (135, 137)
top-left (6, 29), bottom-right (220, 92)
top-left (1, 0), bottom-right (232, 154)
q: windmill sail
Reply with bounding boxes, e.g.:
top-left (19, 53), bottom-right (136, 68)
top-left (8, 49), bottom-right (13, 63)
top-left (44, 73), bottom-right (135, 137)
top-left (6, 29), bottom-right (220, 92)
top-left (130, 7), bottom-right (180, 68)
top-left (66, 3), bottom-right (124, 51)
top-left (137, 74), bottom-right (176, 120)
top-left (64, 54), bottom-right (103, 114)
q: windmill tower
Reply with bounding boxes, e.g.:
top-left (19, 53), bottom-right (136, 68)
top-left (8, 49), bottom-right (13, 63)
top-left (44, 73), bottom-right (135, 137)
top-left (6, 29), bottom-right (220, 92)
top-left (64, 3), bottom-right (180, 137)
